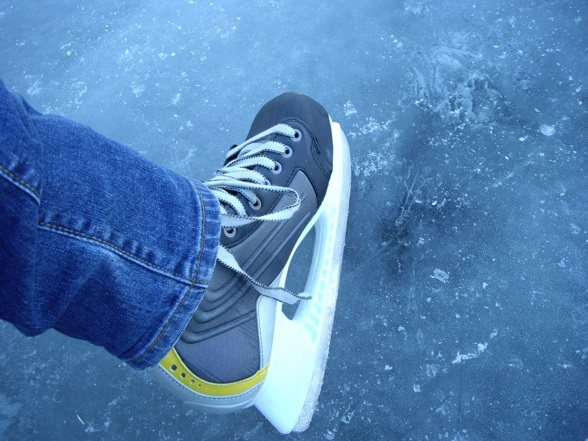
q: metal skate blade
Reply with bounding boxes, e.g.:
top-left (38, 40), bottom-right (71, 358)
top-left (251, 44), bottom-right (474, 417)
top-left (254, 121), bottom-right (351, 434)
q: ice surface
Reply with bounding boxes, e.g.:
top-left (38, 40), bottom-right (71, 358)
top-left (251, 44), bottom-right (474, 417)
top-left (1, 0), bottom-right (587, 440)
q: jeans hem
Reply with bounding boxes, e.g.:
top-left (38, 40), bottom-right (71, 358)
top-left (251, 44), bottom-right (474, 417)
top-left (123, 180), bottom-right (220, 369)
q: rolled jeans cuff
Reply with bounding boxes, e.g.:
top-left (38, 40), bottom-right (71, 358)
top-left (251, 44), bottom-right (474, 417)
top-left (123, 180), bottom-right (221, 368)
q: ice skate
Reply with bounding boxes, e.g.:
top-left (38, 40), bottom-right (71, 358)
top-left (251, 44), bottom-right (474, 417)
top-left (151, 92), bottom-right (351, 434)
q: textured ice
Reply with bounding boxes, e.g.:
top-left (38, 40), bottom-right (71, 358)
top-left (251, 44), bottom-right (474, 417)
top-left (1, 0), bottom-right (588, 440)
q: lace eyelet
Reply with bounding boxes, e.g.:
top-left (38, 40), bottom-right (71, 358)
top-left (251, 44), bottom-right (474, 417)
top-left (224, 227), bottom-right (236, 237)
top-left (272, 162), bottom-right (282, 174)
top-left (292, 129), bottom-right (302, 142)
top-left (282, 146), bottom-right (293, 158)
top-left (249, 198), bottom-right (262, 210)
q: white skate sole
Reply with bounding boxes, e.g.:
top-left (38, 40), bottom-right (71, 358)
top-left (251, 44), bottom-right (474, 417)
top-left (253, 120), bottom-right (351, 433)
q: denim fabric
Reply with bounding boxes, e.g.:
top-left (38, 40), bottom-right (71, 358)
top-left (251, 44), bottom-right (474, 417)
top-left (0, 79), bottom-right (221, 369)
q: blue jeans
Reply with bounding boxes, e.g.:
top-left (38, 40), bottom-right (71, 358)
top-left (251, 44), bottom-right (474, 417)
top-left (0, 79), bottom-right (221, 369)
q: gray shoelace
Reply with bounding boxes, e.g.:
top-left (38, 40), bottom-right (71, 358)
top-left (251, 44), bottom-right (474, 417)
top-left (204, 124), bottom-right (310, 304)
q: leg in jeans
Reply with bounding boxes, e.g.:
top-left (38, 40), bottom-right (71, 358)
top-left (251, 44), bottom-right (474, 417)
top-left (0, 79), bottom-right (221, 369)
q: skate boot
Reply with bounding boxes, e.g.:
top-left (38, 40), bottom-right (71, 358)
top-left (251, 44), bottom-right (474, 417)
top-left (151, 93), bottom-right (351, 434)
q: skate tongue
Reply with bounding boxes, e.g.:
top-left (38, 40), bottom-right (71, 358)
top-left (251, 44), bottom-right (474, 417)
top-left (216, 246), bottom-right (310, 304)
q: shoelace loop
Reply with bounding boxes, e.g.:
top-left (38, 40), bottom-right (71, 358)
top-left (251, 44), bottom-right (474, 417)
top-left (204, 123), bottom-right (301, 229)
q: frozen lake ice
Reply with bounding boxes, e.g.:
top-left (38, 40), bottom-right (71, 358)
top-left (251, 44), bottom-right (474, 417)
top-left (1, 0), bottom-right (587, 439)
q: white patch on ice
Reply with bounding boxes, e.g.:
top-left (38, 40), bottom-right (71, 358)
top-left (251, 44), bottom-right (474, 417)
top-left (431, 268), bottom-right (450, 283)
top-left (172, 93), bottom-right (181, 105)
top-left (405, 1), bottom-right (428, 16)
top-left (435, 403), bottom-right (449, 416)
top-left (71, 82), bottom-right (88, 106)
top-left (340, 406), bottom-right (356, 424)
top-left (413, 384), bottom-right (421, 393)
top-left (452, 342), bottom-right (488, 364)
top-left (362, 118), bottom-right (391, 134)
top-left (558, 364), bottom-right (573, 369)
top-left (27, 80), bottom-right (42, 96)
top-left (344, 101), bottom-right (357, 117)
top-left (348, 118), bottom-right (393, 138)
top-left (131, 83), bottom-right (145, 97)
top-left (384, 365), bottom-right (393, 371)
top-left (352, 150), bottom-right (390, 178)
top-left (539, 124), bottom-right (555, 136)
top-left (508, 358), bottom-right (524, 369)
top-left (426, 364), bottom-right (439, 378)
top-left (492, 171), bottom-right (515, 188)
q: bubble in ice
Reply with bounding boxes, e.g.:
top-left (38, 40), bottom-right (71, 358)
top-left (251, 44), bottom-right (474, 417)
top-left (539, 124), bottom-right (555, 136)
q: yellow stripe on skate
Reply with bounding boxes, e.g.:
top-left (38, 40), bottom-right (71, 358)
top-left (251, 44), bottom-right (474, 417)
top-left (160, 348), bottom-right (268, 396)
